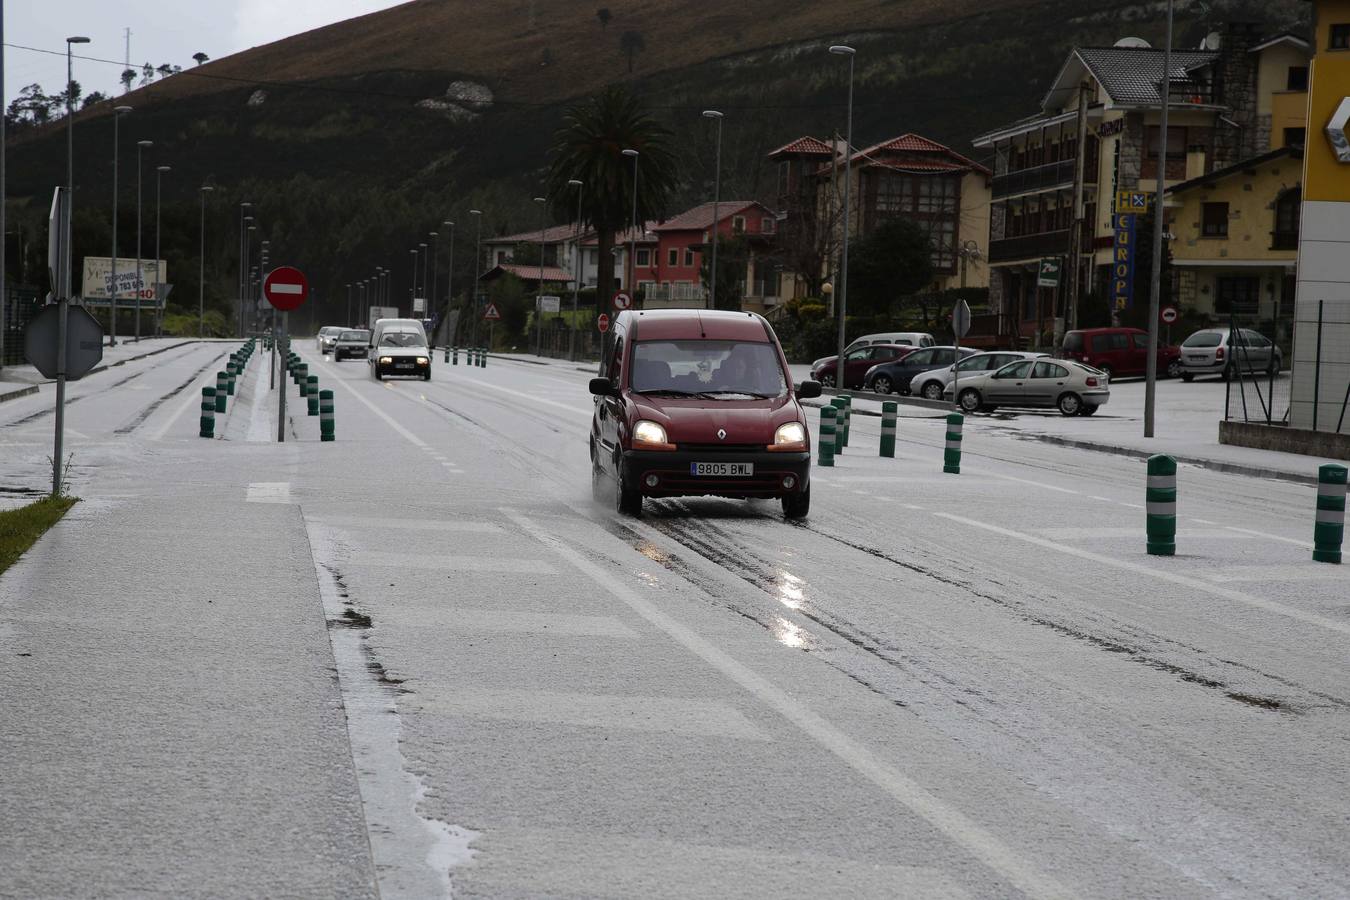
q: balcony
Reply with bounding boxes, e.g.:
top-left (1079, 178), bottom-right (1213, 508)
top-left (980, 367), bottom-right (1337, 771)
top-left (989, 230), bottom-right (1071, 264)
top-left (992, 159), bottom-right (1081, 200)
top-left (643, 283), bottom-right (708, 309)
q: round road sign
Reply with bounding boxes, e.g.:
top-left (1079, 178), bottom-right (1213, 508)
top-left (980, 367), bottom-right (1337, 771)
top-left (597, 313), bottom-right (611, 333)
top-left (263, 266), bottom-right (309, 312)
top-left (612, 291), bottom-right (632, 311)
top-left (1161, 306), bottom-right (1178, 324)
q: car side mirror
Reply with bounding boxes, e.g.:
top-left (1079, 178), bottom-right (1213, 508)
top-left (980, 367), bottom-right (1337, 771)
top-left (796, 380), bottom-right (822, 400)
top-left (589, 377), bottom-right (618, 397)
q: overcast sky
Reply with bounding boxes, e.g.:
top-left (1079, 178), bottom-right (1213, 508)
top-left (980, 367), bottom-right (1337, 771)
top-left (5, 0), bottom-right (405, 106)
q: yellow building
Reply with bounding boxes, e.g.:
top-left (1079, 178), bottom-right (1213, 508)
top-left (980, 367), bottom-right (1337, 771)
top-left (1167, 145), bottom-right (1303, 332)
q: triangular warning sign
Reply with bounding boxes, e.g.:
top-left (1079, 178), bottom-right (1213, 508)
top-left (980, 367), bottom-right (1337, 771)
top-left (483, 303), bottom-right (501, 320)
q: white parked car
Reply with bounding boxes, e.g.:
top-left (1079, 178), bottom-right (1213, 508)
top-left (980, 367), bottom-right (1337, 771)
top-left (907, 350), bottom-right (1047, 402)
top-left (317, 326), bottom-right (345, 354)
top-left (945, 358), bottom-right (1110, 416)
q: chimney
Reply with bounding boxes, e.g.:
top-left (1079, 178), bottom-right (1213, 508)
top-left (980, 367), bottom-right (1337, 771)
top-left (1186, 144), bottom-right (1208, 180)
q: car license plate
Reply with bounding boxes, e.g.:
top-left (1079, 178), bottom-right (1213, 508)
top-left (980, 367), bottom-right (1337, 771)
top-left (691, 462), bottom-right (753, 477)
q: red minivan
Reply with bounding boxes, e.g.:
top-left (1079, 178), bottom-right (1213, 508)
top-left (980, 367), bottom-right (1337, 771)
top-left (1061, 327), bottom-right (1182, 379)
top-left (589, 309), bottom-right (821, 519)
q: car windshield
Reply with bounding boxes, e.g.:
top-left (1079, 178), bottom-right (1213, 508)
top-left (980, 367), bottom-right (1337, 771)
top-left (631, 340), bottom-right (786, 399)
top-left (379, 332), bottom-right (424, 348)
top-left (1183, 332), bottom-right (1223, 347)
top-left (340, 330), bottom-right (370, 341)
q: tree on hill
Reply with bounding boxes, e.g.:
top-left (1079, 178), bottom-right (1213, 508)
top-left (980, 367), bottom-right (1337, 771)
top-left (120, 69), bottom-right (136, 93)
top-left (82, 91), bottom-right (109, 109)
top-left (192, 52), bottom-right (210, 66)
top-left (596, 8), bottom-right (611, 29)
top-left (141, 63), bottom-right (155, 86)
top-left (846, 218), bottom-right (934, 317)
top-left (619, 30), bottom-right (645, 73)
top-left (157, 64), bottom-right (174, 79)
top-left (545, 85), bottom-right (678, 314)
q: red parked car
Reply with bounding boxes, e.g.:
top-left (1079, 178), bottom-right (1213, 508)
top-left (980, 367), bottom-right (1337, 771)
top-left (810, 343), bottom-right (916, 389)
top-left (589, 309), bottom-right (821, 519)
top-left (1061, 327), bottom-right (1182, 379)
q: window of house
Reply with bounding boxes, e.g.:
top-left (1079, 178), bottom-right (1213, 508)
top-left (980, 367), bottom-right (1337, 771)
top-left (635, 248), bottom-right (651, 267)
top-left (1215, 276), bottom-right (1260, 315)
top-left (1284, 127), bottom-right (1306, 148)
top-left (1273, 188), bottom-right (1301, 249)
top-left (684, 247), bottom-right (696, 267)
top-left (496, 250), bottom-right (509, 263)
top-left (1201, 202), bottom-right (1229, 237)
top-left (732, 216), bottom-right (746, 232)
top-left (761, 217), bottom-right (774, 233)
top-left (1286, 66), bottom-right (1309, 91)
top-left (1330, 23), bottom-right (1349, 50)
top-left (1146, 126), bottom-right (1187, 161)
top-left (667, 248), bottom-right (679, 266)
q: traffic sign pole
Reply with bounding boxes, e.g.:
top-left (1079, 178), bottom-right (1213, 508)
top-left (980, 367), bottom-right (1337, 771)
top-left (277, 312), bottom-right (287, 442)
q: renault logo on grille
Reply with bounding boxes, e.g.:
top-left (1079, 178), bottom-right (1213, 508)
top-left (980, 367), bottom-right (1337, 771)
top-left (717, 429), bottom-right (727, 440)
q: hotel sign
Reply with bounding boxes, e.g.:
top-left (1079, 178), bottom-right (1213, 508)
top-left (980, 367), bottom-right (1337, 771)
top-left (1111, 191), bottom-right (1149, 311)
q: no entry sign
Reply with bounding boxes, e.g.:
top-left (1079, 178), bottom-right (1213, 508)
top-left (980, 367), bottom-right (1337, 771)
top-left (597, 313), bottom-right (610, 333)
top-left (263, 266), bottom-right (309, 311)
top-left (1161, 306), bottom-right (1178, 324)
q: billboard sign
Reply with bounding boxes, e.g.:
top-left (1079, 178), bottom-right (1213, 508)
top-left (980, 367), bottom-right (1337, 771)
top-left (81, 257), bottom-right (167, 305)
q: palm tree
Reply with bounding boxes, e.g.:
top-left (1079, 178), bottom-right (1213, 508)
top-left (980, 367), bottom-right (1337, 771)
top-left (545, 85), bottom-right (677, 312)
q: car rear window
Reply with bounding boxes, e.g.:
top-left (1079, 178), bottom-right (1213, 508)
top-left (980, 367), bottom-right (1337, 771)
top-left (631, 340), bottom-right (786, 398)
top-left (1183, 332), bottom-right (1223, 347)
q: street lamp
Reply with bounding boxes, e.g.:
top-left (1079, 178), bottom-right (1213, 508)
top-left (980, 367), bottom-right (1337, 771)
top-left (567, 179), bottom-right (583, 361)
top-left (828, 44), bottom-right (856, 390)
top-left (132, 139), bottom-right (152, 342)
top-left (428, 231), bottom-right (439, 321)
top-left (109, 104), bottom-right (132, 346)
top-left (154, 165), bottom-right (169, 336)
top-left (534, 195), bottom-right (547, 356)
top-left (470, 209), bottom-right (483, 347)
top-left (419, 241), bottom-right (428, 314)
top-left (198, 185), bottom-right (213, 337)
top-left (410, 248), bottom-right (419, 312)
top-left (622, 149), bottom-right (639, 296)
top-left (1144, 0), bottom-right (1175, 439)
top-left (237, 201), bottom-right (252, 338)
top-left (443, 220), bottom-right (455, 344)
top-left (244, 224), bottom-right (256, 333)
top-left (702, 110), bottom-right (723, 310)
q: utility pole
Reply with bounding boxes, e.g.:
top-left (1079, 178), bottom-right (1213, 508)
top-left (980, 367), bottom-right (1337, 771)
top-left (1144, 0), bottom-right (1174, 439)
top-left (702, 110), bottom-right (724, 310)
top-left (134, 140), bottom-right (151, 342)
top-left (1067, 80), bottom-right (1090, 334)
top-left (109, 106), bottom-right (131, 345)
top-left (55, 36), bottom-right (91, 496)
top-left (829, 45), bottom-right (857, 390)
top-left (622, 149), bottom-right (639, 296)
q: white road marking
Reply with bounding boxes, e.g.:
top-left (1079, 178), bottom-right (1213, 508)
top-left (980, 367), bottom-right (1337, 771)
top-left (246, 482), bottom-right (292, 503)
top-left (353, 549), bottom-right (556, 574)
top-left (936, 512), bottom-right (1350, 638)
top-left (304, 355), bottom-right (431, 449)
top-left (415, 687), bottom-right (770, 741)
top-left (1223, 525), bottom-right (1310, 548)
top-left (504, 508), bottom-right (1075, 900)
top-left (1197, 565), bottom-right (1344, 584)
top-left (987, 472), bottom-right (1080, 495)
top-left (1192, 518), bottom-right (1218, 525)
top-left (1090, 496), bottom-right (1114, 503)
top-left (308, 516), bottom-right (502, 533)
top-left (392, 608), bottom-right (639, 639)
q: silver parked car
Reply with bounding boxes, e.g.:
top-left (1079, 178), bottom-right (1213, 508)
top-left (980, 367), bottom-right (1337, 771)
top-left (317, 325), bottom-right (346, 354)
top-left (907, 350), bottom-right (1047, 402)
top-left (1179, 327), bottom-right (1282, 381)
top-left (945, 358), bottom-right (1110, 416)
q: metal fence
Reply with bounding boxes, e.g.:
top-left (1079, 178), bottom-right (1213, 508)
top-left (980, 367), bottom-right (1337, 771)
top-left (1223, 312), bottom-right (1292, 426)
top-left (534, 325), bottom-right (602, 365)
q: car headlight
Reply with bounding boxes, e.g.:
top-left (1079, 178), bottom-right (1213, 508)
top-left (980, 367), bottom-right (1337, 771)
top-left (769, 421), bottom-right (808, 452)
top-left (632, 420), bottom-right (673, 450)
top-left (417, 357), bottom-right (429, 365)
top-left (379, 356), bottom-right (393, 364)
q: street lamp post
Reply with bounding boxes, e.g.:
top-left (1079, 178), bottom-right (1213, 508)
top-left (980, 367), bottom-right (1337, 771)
top-left (702, 110), bottom-right (723, 310)
top-left (198, 185), bottom-right (213, 337)
top-left (133, 140), bottom-right (151, 342)
top-left (154, 165), bottom-right (169, 337)
top-left (567, 179), bottom-right (582, 361)
top-left (1144, 0), bottom-right (1174, 439)
top-left (244, 224), bottom-right (256, 332)
top-left (109, 105), bottom-right (132, 346)
top-left (419, 241), bottom-right (428, 312)
top-left (622, 149), bottom-right (639, 297)
top-left (410, 249), bottom-right (418, 315)
top-left (534, 195), bottom-right (547, 356)
top-left (829, 45), bottom-right (856, 391)
top-left (429, 232), bottom-right (439, 326)
top-left (443, 220), bottom-right (455, 345)
top-left (237, 202), bottom-right (252, 338)
top-left (470, 209), bottom-right (483, 347)
top-left (52, 35), bottom-right (90, 496)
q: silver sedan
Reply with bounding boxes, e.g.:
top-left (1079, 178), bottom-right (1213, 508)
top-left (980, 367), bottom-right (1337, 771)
top-left (907, 351), bottom-right (1046, 401)
top-left (945, 358), bottom-right (1110, 416)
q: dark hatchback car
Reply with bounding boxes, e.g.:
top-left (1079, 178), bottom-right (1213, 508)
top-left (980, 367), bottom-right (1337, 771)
top-left (810, 344), bottom-right (916, 390)
top-left (589, 309), bottom-right (821, 519)
top-left (862, 346), bottom-right (978, 395)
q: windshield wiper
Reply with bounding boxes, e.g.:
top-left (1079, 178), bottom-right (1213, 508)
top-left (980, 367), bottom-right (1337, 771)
top-left (636, 389), bottom-right (711, 398)
top-left (701, 390), bottom-right (776, 398)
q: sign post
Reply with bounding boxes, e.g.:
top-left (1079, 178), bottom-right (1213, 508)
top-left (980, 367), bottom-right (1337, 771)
top-left (264, 266), bottom-right (309, 442)
top-left (951, 298), bottom-right (972, 410)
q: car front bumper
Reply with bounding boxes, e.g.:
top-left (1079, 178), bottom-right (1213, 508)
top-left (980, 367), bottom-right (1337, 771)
top-left (621, 448), bottom-right (810, 499)
top-left (376, 358), bottom-right (430, 377)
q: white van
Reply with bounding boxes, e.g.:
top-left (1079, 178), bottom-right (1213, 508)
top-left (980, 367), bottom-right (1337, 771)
top-left (811, 332), bottom-right (934, 370)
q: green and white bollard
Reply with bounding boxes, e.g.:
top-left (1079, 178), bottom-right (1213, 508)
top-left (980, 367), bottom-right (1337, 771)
top-left (1313, 464), bottom-right (1346, 564)
top-left (444, 345), bottom-right (450, 363)
top-left (306, 375), bottom-right (319, 415)
top-left (818, 406), bottom-right (836, 467)
top-left (880, 401), bottom-right (897, 458)
top-left (200, 387), bottom-right (216, 438)
top-left (214, 371), bottom-right (228, 413)
top-left (831, 397), bottom-right (847, 455)
top-left (452, 346), bottom-right (459, 365)
top-left (1146, 454), bottom-right (1178, 556)
top-left (319, 390), bottom-right (335, 442)
top-left (841, 394), bottom-right (852, 448)
top-left (297, 364), bottom-right (309, 394)
top-left (943, 413), bottom-right (964, 474)
top-left (226, 363), bottom-right (237, 396)
top-left (480, 347), bottom-right (488, 368)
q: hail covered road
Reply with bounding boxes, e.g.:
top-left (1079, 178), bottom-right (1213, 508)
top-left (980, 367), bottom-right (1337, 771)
top-left (2, 340), bottom-right (1347, 899)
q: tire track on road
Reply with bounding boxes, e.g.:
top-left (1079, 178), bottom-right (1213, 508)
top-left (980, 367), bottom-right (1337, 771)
top-left (114, 350), bottom-right (229, 435)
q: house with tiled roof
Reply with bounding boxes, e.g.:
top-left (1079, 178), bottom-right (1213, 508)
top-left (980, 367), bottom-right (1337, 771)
top-left (768, 132), bottom-right (993, 300)
top-left (481, 221), bottom-right (659, 294)
top-left (643, 201), bottom-right (779, 309)
top-left (971, 22), bottom-right (1309, 346)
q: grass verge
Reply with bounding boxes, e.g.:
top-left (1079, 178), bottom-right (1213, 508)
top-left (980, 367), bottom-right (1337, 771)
top-left (0, 496), bottom-right (77, 578)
